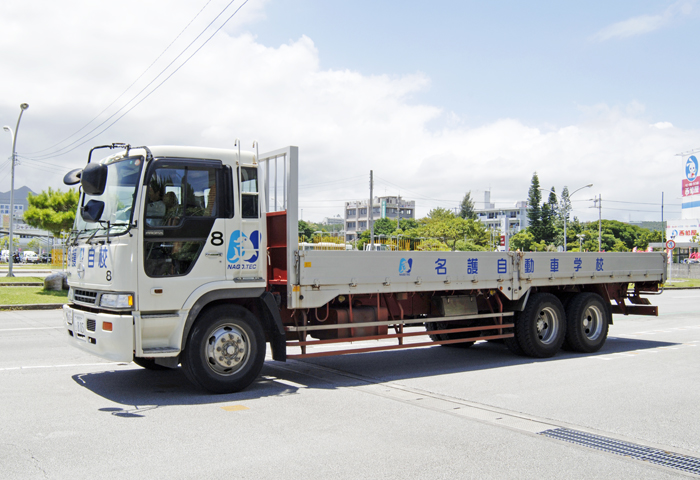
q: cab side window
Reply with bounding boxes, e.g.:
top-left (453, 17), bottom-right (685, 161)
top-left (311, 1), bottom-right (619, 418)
top-left (239, 167), bottom-right (258, 219)
top-left (144, 165), bottom-right (220, 277)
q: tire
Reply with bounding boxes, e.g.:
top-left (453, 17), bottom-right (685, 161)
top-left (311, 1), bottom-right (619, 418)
top-left (425, 322), bottom-right (475, 348)
top-left (515, 293), bottom-right (566, 358)
top-left (133, 357), bottom-right (170, 370)
top-left (564, 293), bottom-right (610, 353)
top-left (181, 305), bottom-right (266, 394)
top-left (503, 314), bottom-right (525, 356)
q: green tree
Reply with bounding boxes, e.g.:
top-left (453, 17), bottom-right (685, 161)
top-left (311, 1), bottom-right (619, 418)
top-left (558, 186), bottom-right (571, 230)
top-left (418, 208), bottom-right (489, 251)
top-left (372, 217), bottom-right (397, 236)
top-left (527, 173), bottom-right (542, 241)
top-left (27, 238), bottom-right (41, 252)
top-left (0, 236), bottom-right (20, 252)
top-left (540, 188), bottom-right (558, 245)
top-left (298, 220), bottom-right (315, 240)
top-left (24, 188), bottom-right (79, 237)
top-left (459, 191), bottom-right (477, 220)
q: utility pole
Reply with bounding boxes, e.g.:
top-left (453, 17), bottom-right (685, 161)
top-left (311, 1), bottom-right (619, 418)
top-left (3, 103), bottom-right (29, 277)
top-left (594, 194), bottom-right (602, 252)
top-left (661, 192), bottom-right (665, 242)
top-left (369, 170), bottom-right (374, 251)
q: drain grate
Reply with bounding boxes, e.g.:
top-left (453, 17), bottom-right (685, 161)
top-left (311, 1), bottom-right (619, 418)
top-left (540, 428), bottom-right (700, 475)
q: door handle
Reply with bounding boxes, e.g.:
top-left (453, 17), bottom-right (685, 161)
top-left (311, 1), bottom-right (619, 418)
top-left (205, 252), bottom-right (223, 257)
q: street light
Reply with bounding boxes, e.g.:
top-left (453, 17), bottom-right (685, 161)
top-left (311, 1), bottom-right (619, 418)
top-left (564, 184), bottom-right (593, 252)
top-left (577, 233), bottom-right (586, 251)
top-left (3, 102), bottom-right (29, 277)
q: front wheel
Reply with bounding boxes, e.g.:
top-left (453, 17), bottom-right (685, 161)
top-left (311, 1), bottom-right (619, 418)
top-left (515, 293), bottom-right (566, 358)
top-left (181, 305), bottom-right (266, 394)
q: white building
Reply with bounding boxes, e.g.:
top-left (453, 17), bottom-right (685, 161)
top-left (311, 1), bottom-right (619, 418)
top-left (344, 196), bottom-right (416, 241)
top-left (474, 191), bottom-right (529, 235)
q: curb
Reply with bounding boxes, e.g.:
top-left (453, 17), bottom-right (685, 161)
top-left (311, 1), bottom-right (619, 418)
top-left (0, 303), bottom-right (64, 311)
top-left (0, 283), bottom-right (43, 287)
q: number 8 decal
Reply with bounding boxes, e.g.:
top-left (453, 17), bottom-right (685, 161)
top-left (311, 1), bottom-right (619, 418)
top-left (211, 231), bottom-right (224, 246)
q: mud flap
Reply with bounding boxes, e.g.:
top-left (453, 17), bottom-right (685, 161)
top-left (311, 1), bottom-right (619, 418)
top-left (259, 292), bottom-right (287, 362)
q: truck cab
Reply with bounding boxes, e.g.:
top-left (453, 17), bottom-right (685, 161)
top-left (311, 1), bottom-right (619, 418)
top-left (62, 143), bottom-right (282, 392)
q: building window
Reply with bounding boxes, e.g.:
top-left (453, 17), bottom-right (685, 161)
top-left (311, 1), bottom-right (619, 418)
top-left (358, 221), bottom-right (367, 229)
top-left (488, 213), bottom-right (495, 219)
top-left (346, 221), bottom-right (356, 229)
top-left (347, 209), bottom-right (356, 217)
top-left (359, 208), bottom-right (367, 215)
top-left (510, 211), bottom-right (517, 218)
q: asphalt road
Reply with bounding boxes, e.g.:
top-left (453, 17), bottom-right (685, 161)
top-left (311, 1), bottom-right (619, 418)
top-left (1, 290), bottom-right (699, 479)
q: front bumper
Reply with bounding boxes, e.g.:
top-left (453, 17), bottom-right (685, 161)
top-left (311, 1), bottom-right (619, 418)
top-left (63, 304), bottom-right (134, 362)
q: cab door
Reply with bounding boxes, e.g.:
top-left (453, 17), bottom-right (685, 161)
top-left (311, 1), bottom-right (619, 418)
top-left (225, 165), bottom-right (266, 282)
top-left (138, 158), bottom-right (232, 312)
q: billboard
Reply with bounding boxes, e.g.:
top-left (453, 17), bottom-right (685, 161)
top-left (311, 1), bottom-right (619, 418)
top-left (666, 219), bottom-right (700, 244)
top-left (682, 155), bottom-right (700, 197)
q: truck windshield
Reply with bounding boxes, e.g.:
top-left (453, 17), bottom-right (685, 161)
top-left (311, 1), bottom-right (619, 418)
top-left (74, 155), bottom-right (144, 238)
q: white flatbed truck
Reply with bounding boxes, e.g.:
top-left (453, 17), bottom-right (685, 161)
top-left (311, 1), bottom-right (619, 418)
top-left (62, 143), bottom-right (666, 393)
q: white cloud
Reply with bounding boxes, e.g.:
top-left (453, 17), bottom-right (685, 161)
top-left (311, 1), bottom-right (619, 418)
top-left (0, 0), bottom-right (696, 225)
top-left (592, 1), bottom-right (696, 41)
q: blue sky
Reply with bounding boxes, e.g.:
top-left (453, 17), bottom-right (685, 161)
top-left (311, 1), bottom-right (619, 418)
top-left (1, 0), bottom-right (698, 223)
top-left (256, 0), bottom-right (700, 128)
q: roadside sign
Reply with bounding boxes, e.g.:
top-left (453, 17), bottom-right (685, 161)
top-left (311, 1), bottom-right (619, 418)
top-left (666, 240), bottom-right (676, 250)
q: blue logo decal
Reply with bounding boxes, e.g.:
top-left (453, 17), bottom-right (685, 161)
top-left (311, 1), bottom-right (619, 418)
top-left (686, 156), bottom-right (698, 181)
top-left (399, 258), bottom-right (413, 276)
top-left (87, 247), bottom-right (95, 268)
top-left (227, 230), bottom-right (261, 265)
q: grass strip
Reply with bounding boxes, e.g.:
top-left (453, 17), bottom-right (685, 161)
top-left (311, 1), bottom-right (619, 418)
top-left (0, 277), bottom-right (44, 284)
top-left (0, 286), bottom-right (68, 306)
top-left (663, 278), bottom-right (700, 288)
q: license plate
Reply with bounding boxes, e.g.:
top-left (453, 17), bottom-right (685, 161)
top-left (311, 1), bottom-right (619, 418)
top-left (74, 312), bottom-right (87, 340)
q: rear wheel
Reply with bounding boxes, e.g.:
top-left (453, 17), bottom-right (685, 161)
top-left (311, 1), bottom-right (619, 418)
top-left (515, 293), bottom-right (566, 358)
top-left (181, 305), bottom-right (266, 394)
top-left (564, 293), bottom-right (610, 353)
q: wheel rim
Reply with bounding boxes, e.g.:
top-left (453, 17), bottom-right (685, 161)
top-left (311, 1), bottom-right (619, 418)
top-left (205, 323), bottom-right (250, 376)
top-left (581, 304), bottom-right (604, 341)
top-left (535, 307), bottom-right (560, 345)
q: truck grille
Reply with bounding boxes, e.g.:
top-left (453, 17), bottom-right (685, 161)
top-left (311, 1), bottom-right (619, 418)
top-left (74, 289), bottom-right (98, 305)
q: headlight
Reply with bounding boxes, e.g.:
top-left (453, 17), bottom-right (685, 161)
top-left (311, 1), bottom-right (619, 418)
top-left (100, 293), bottom-right (134, 309)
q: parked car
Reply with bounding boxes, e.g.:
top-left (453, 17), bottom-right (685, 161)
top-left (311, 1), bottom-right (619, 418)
top-left (39, 253), bottom-right (52, 264)
top-left (0, 250), bottom-right (8, 262)
top-left (22, 251), bottom-right (39, 263)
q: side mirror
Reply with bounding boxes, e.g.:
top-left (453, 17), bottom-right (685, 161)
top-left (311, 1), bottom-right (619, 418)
top-left (63, 168), bottom-right (82, 186)
top-left (81, 163), bottom-right (108, 195)
top-left (81, 199), bottom-right (105, 223)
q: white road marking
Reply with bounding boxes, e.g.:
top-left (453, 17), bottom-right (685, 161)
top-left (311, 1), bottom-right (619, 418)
top-left (0, 326), bottom-right (63, 332)
top-left (0, 362), bottom-right (129, 372)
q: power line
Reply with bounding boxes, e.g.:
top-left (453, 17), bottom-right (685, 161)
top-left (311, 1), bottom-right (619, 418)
top-left (27, 0), bottom-right (249, 161)
top-left (25, 0), bottom-right (215, 156)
